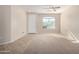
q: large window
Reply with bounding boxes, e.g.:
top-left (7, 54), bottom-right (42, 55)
top-left (42, 17), bottom-right (55, 29)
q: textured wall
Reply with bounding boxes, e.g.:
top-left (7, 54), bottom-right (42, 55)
top-left (61, 6), bottom-right (79, 40)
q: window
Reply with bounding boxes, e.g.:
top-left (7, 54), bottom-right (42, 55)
top-left (42, 17), bottom-right (55, 29)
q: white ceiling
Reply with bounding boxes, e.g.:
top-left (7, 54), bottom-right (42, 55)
top-left (17, 5), bottom-right (71, 14)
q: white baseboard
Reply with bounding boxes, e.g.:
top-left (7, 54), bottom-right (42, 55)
top-left (0, 38), bottom-right (17, 45)
top-left (0, 33), bottom-right (26, 45)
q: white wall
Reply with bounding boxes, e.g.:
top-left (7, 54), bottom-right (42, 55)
top-left (61, 6), bottom-right (79, 40)
top-left (0, 6), bottom-right (11, 44)
top-left (11, 6), bottom-right (27, 41)
top-left (0, 6), bottom-right (4, 39)
top-left (0, 6), bottom-right (27, 44)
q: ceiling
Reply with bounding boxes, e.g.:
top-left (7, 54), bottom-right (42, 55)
top-left (17, 5), bottom-right (71, 14)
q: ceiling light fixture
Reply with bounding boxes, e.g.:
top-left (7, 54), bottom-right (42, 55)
top-left (44, 5), bottom-right (61, 12)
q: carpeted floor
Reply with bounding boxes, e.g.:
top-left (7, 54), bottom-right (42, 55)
top-left (0, 33), bottom-right (79, 54)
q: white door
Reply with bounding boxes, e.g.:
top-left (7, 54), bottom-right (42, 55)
top-left (27, 14), bottom-right (37, 33)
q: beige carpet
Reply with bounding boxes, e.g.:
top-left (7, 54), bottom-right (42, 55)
top-left (0, 33), bottom-right (79, 54)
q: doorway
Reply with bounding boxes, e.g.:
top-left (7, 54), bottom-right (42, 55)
top-left (37, 14), bottom-right (60, 33)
